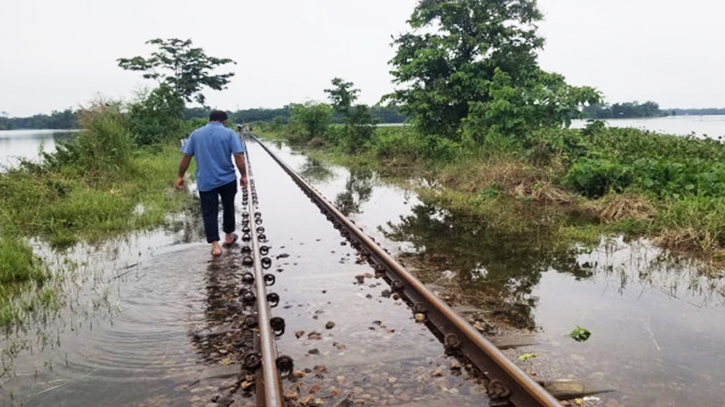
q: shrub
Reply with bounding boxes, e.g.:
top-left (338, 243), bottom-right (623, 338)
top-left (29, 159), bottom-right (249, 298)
top-left (565, 158), bottom-right (633, 198)
top-left (128, 85), bottom-right (185, 146)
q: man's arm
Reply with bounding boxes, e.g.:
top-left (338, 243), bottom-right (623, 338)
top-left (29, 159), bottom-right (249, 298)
top-left (176, 154), bottom-right (192, 189)
top-left (234, 153), bottom-right (248, 189)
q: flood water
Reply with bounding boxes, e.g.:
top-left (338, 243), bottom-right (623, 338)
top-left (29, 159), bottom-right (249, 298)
top-left (2, 124), bottom-right (725, 406)
top-left (261, 140), bottom-right (725, 407)
top-left (0, 130), bottom-right (75, 169)
top-left (571, 114), bottom-right (725, 139)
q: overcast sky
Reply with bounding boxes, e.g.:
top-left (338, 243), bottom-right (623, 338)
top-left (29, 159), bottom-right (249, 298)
top-left (1, 0), bottom-right (723, 116)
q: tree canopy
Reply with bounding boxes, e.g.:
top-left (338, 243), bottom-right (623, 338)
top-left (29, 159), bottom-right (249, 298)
top-left (118, 38), bottom-right (236, 107)
top-left (385, 0), bottom-right (599, 142)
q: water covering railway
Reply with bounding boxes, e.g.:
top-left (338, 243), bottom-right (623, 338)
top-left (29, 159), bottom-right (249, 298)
top-left (3, 130), bottom-right (725, 406)
top-left (231, 133), bottom-right (609, 407)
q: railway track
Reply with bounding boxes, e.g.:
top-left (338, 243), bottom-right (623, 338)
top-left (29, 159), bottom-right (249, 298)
top-left (235, 131), bottom-right (609, 407)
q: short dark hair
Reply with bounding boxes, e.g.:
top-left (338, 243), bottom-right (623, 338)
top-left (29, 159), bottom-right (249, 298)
top-left (209, 110), bottom-right (228, 122)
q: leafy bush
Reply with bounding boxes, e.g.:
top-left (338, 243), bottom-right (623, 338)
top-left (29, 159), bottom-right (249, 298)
top-left (565, 158), bottom-right (633, 198)
top-left (128, 84), bottom-right (185, 146)
top-left (289, 102), bottom-right (333, 142)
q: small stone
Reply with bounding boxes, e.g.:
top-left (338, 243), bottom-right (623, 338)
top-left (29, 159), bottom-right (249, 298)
top-left (292, 370), bottom-right (305, 378)
top-left (355, 275), bottom-right (365, 284)
top-left (414, 313), bottom-right (426, 322)
top-left (295, 330), bottom-right (305, 339)
top-left (299, 395), bottom-right (313, 406)
top-left (240, 381), bottom-right (254, 391)
top-left (388, 377), bottom-right (398, 384)
top-left (308, 331), bottom-right (322, 340)
top-left (336, 375), bottom-right (346, 384)
top-left (325, 321), bottom-right (335, 329)
top-left (313, 398), bottom-right (324, 406)
top-left (314, 365), bottom-right (327, 373)
top-left (431, 368), bottom-right (443, 377)
top-left (284, 392), bottom-right (299, 401)
top-left (392, 294), bottom-right (400, 300)
top-left (309, 383), bottom-right (321, 394)
top-left (366, 294), bottom-right (373, 299)
top-left (381, 289), bottom-right (391, 298)
top-left (308, 348), bottom-right (320, 355)
top-left (340, 241), bottom-right (347, 246)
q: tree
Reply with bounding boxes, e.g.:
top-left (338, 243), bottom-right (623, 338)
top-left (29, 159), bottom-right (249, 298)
top-left (325, 78), bottom-right (375, 152)
top-left (0, 112), bottom-right (13, 130)
top-left (289, 102), bottom-right (333, 142)
top-left (118, 38), bottom-right (236, 107)
top-left (386, 0), bottom-right (598, 141)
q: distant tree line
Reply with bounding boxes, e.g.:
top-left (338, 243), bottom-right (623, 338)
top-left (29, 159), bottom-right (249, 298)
top-left (184, 105), bottom-right (407, 125)
top-left (0, 109), bottom-right (79, 130)
top-left (670, 108), bottom-right (725, 116)
top-left (583, 101), bottom-right (665, 119)
top-left (583, 102), bottom-right (725, 119)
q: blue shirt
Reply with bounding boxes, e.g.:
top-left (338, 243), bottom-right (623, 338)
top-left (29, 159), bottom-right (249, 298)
top-left (181, 122), bottom-right (245, 192)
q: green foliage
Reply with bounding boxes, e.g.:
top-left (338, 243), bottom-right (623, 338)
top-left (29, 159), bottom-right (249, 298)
top-left (325, 78), bottom-right (376, 152)
top-left (289, 102), bottom-right (333, 142)
top-left (41, 101), bottom-right (132, 174)
top-left (128, 84), bottom-right (186, 145)
top-left (386, 0), bottom-right (599, 145)
top-left (569, 325), bottom-right (591, 342)
top-left (517, 353), bottom-right (537, 361)
top-left (584, 101), bottom-right (664, 119)
top-left (0, 236), bottom-right (48, 287)
top-left (386, 0), bottom-right (544, 138)
top-left (463, 69), bottom-right (599, 145)
top-left (565, 158), bottom-right (634, 198)
top-left (118, 38), bottom-right (236, 106)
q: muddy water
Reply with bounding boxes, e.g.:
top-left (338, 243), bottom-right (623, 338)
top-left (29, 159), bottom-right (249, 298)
top-left (261, 139), bottom-right (725, 407)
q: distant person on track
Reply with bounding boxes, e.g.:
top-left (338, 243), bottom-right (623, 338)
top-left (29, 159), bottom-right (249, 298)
top-left (176, 110), bottom-right (248, 256)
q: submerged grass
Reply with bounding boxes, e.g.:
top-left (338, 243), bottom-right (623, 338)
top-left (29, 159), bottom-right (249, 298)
top-left (0, 102), bottom-right (195, 329)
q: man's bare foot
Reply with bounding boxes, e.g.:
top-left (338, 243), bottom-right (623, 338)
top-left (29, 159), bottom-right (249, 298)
top-left (223, 233), bottom-right (238, 247)
top-left (211, 241), bottom-right (222, 256)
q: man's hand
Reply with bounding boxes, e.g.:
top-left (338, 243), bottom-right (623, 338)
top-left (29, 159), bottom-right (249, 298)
top-left (239, 174), bottom-right (248, 189)
top-left (176, 175), bottom-right (185, 190)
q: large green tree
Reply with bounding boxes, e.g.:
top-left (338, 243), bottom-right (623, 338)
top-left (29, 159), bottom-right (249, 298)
top-left (386, 0), bottom-right (598, 141)
top-left (118, 38), bottom-right (236, 107)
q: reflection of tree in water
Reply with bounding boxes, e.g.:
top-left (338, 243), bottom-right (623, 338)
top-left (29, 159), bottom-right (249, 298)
top-left (299, 158), bottom-right (335, 183)
top-left (383, 204), bottom-right (589, 329)
top-left (334, 169), bottom-right (374, 215)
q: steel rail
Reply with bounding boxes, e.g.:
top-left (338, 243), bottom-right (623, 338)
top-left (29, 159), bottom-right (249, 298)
top-left (249, 133), bottom-right (562, 407)
top-left (241, 142), bottom-right (284, 407)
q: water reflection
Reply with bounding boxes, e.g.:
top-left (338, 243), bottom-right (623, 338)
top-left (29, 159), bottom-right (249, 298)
top-left (382, 203), bottom-right (725, 330)
top-left (334, 169), bottom-right (374, 215)
top-left (298, 158), bottom-right (334, 183)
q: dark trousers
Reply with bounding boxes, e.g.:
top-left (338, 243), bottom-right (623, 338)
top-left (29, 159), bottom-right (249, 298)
top-left (199, 181), bottom-right (237, 243)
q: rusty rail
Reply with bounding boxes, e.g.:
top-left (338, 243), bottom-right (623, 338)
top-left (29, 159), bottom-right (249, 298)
top-left (241, 141), bottom-right (285, 407)
top-left (248, 133), bottom-right (563, 407)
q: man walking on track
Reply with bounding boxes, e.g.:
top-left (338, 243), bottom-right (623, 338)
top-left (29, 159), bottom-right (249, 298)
top-left (176, 110), bottom-right (248, 256)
